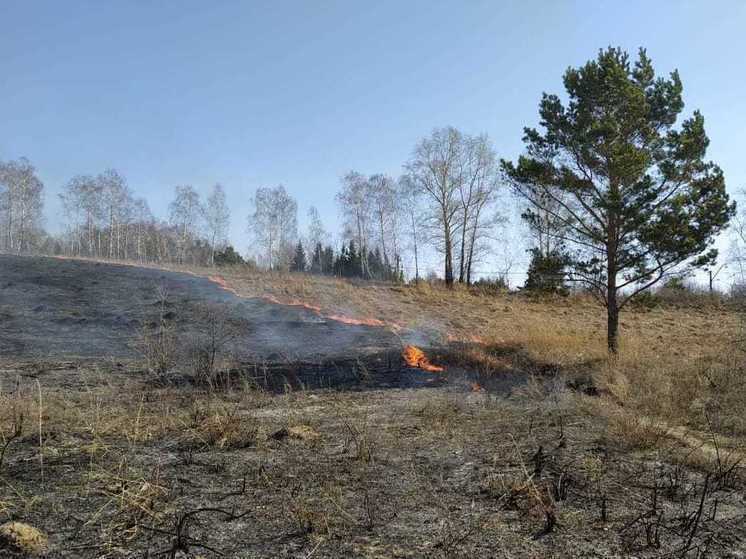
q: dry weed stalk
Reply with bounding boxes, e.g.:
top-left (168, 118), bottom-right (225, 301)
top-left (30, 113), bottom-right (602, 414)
top-left (136, 285), bottom-right (179, 378)
top-left (0, 403), bottom-right (24, 472)
top-left (339, 408), bottom-right (376, 463)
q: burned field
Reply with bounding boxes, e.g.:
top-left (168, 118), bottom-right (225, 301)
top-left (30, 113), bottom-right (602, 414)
top-left (1, 257), bottom-right (746, 557)
top-left (0, 255), bottom-right (402, 363)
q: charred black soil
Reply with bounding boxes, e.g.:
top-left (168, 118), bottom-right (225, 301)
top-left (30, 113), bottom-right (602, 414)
top-left (0, 255), bottom-right (401, 362)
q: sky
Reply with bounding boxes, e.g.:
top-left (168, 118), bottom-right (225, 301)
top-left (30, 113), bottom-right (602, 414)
top-left (2, 1), bottom-right (745, 282)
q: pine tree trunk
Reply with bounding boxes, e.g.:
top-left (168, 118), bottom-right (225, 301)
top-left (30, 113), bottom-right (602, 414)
top-left (607, 224), bottom-right (619, 354)
top-left (607, 287), bottom-right (619, 354)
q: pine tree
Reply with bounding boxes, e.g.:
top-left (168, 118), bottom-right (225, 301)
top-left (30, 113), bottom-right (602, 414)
top-left (291, 240), bottom-right (306, 272)
top-left (368, 248), bottom-right (381, 279)
top-left (334, 245), bottom-right (349, 277)
top-left (503, 47), bottom-right (735, 353)
top-left (348, 240), bottom-right (361, 277)
top-left (310, 242), bottom-right (323, 274)
top-left (322, 246), bottom-right (334, 276)
top-left (523, 248), bottom-right (567, 294)
top-left (214, 245), bottom-right (244, 266)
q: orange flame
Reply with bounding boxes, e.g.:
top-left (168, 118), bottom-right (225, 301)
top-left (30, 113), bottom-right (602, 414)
top-left (261, 294), bottom-right (322, 313)
top-left (402, 345), bottom-right (444, 372)
top-left (207, 275), bottom-right (241, 296)
top-left (470, 382), bottom-right (485, 392)
top-left (207, 276), bottom-right (402, 332)
top-left (262, 295), bottom-right (401, 330)
top-left (327, 314), bottom-right (387, 327)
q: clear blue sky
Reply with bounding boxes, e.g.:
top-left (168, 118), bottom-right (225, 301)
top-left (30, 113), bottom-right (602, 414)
top-left (2, 1), bottom-right (744, 277)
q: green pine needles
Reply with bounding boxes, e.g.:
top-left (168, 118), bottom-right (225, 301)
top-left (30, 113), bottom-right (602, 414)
top-left (503, 47), bottom-right (735, 353)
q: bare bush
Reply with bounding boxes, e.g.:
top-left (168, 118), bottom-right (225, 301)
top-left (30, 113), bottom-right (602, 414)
top-left (183, 402), bottom-right (259, 449)
top-left (0, 401), bottom-right (24, 472)
top-left (136, 286), bottom-right (178, 378)
top-left (186, 304), bottom-right (238, 389)
top-left (339, 408), bottom-right (377, 463)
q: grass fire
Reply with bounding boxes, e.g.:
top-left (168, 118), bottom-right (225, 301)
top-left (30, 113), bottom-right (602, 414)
top-left (1, 17), bottom-right (744, 558)
top-left (402, 345), bottom-right (444, 372)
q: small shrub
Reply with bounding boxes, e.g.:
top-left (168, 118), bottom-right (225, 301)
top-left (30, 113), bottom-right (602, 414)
top-left (340, 410), bottom-right (376, 463)
top-left (92, 465), bottom-right (170, 540)
top-left (137, 321), bottom-right (178, 378)
top-left (184, 403), bottom-right (259, 449)
top-left (470, 276), bottom-right (508, 295)
top-left (285, 485), bottom-right (332, 537)
top-left (186, 304), bottom-right (237, 389)
top-left (136, 287), bottom-right (178, 378)
top-left (415, 396), bottom-right (462, 433)
top-left (605, 410), bottom-right (664, 450)
top-left (0, 522), bottom-right (48, 556)
top-left (0, 402), bottom-right (25, 471)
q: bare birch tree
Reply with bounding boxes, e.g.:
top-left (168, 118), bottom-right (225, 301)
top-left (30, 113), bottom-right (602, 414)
top-left (75, 175), bottom-right (103, 257)
top-left (398, 175), bottom-right (425, 283)
top-left (250, 185), bottom-right (297, 270)
top-left (405, 127), bottom-right (464, 286)
top-left (336, 171), bottom-right (373, 277)
top-left (306, 206), bottom-right (327, 250)
top-left (97, 169), bottom-right (129, 259)
top-left (169, 185), bottom-right (203, 264)
top-left (59, 181), bottom-right (84, 256)
top-left (0, 158), bottom-right (45, 254)
top-left (306, 206), bottom-right (330, 274)
top-left (456, 133), bottom-right (502, 284)
top-left (205, 183), bottom-right (230, 266)
top-left (132, 197), bottom-right (152, 262)
top-left (368, 174), bottom-right (403, 277)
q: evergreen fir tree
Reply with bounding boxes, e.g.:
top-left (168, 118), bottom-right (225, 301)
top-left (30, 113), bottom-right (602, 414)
top-left (322, 246), bottom-right (334, 276)
top-left (291, 240), bottom-right (307, 272)
top-left (523, 248), bottom-right (567, 294)
top-left (310, 242), bottom-right (323, 274)
top-left (348, 240), bottom-right (361, 277)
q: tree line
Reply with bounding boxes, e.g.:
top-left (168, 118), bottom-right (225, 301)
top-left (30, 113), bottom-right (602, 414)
top-left (7, 119), bottom-right (505, 282)
top-left (57, 175), bottom-right (231, 267)
top-left (253, 129), bottom-right (505, 284)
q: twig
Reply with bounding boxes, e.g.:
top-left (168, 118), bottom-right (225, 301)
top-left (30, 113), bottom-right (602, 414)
top-left (681, 473), bottom-right (710, 555)
top-left (36, 379), bottom-right (44, 486)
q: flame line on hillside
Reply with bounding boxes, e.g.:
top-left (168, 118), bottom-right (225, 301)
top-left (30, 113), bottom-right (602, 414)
top-left (207, 275), bottom-right (241, 297)
top-left (205, 274), bottom-right (403, 331)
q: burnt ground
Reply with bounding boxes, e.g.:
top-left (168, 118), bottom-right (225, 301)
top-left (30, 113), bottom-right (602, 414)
top-left (0, 256), bottom-right (745, 558)
top-left (0, 255), bottom-right (525, 394)
top-left (0, 255), bottom-right (401, 362)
